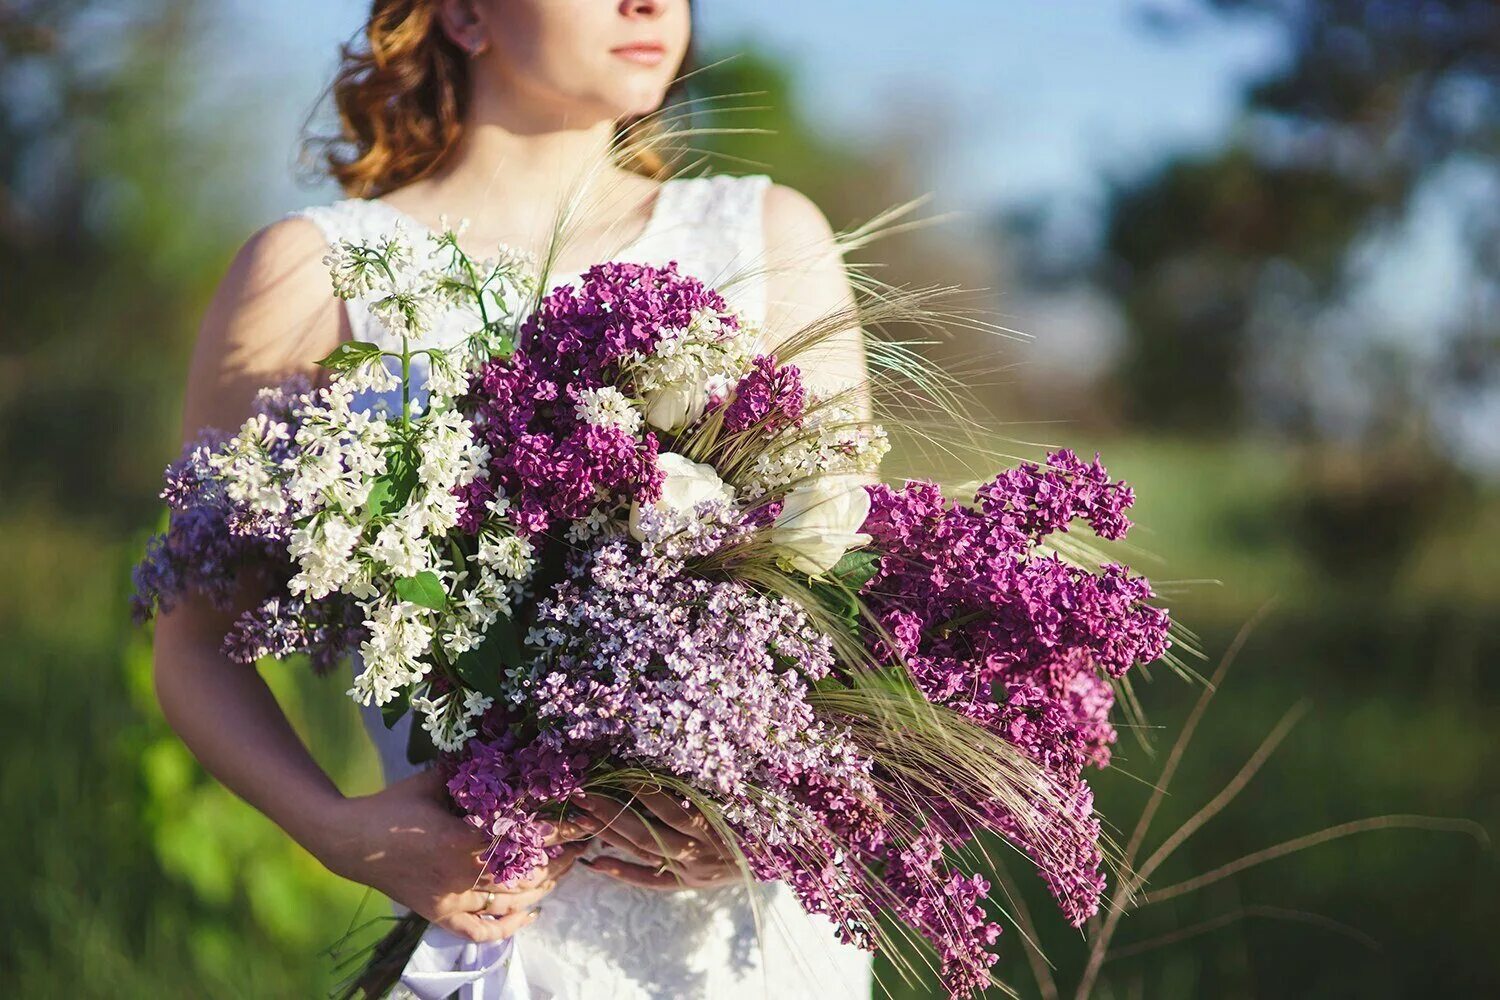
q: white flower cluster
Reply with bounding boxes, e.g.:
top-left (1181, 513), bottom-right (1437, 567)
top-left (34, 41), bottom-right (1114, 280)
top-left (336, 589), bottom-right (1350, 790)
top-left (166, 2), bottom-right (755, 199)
top-left (739, 398), bottom-right (891, 500)
top-left (325, 224), bottom-right (445, 341)
top-left (411, 688), bottom-right (494, 754)
top-left (574, 385), bottom-right (643, 436)
top-left (625, 308), bottom-right (756, 432)
top-left (325, 223), bottom-right (537, 354)
top-left (209, 225), bottom-right (545, 751)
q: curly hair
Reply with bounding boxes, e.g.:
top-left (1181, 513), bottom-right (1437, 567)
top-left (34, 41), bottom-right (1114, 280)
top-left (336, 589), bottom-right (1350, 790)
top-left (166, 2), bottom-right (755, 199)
top-left (311, 1), bottom-right (691, 198)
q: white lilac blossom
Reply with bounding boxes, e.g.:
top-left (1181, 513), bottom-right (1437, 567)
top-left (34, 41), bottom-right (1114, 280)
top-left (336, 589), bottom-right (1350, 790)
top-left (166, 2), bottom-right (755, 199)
top-left (740, 398), bottom-right (890, 500)
top-left (625, 307), bottom-right (756, 432)
top-left (574, 385), bottom-right (643, 436)
top-left (195, 225), bottom-right (543, 721)
top-left (412, 687), bottom-right (494, 753)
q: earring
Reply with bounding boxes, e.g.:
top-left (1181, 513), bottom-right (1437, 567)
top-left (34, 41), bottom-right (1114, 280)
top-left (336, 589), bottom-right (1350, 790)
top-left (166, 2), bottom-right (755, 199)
top-left (468, 38), bottom-right (490, 58)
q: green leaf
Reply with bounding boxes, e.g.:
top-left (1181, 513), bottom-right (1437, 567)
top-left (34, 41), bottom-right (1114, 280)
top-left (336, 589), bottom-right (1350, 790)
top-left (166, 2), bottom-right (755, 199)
top-left (366, 448), bottom-right (419, 516)
top-left (316, 340), bottom-right (384, 372)
top-left (380, 688), bottom-right (411, 730)
top-left (394, 571), bottom-right (447, 611)
top-left (405, 716), bottom-right (438, 766)
top-left (451, 618), bottom-right (522, 700)
top-left (830, 551), bottom-right (880, 590)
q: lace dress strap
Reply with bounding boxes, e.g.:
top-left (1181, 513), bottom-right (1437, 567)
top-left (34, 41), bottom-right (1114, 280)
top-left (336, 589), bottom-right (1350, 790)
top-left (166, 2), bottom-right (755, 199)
top-left (644, 173), bottom-right (773, 325)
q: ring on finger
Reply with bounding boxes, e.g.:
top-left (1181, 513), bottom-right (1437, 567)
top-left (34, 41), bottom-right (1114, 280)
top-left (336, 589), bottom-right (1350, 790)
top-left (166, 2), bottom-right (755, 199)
top-left (484, 890), bottom-right (497, 910)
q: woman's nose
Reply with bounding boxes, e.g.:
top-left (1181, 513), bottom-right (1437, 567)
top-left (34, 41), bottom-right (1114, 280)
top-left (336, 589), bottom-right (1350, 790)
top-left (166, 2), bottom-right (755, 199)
top-left (619, 0), bottom-right (664, 18)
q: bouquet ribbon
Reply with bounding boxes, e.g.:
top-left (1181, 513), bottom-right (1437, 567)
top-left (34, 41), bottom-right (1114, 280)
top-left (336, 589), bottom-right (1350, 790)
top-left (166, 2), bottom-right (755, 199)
top-left (399, 924), bottom-right (530, 1000)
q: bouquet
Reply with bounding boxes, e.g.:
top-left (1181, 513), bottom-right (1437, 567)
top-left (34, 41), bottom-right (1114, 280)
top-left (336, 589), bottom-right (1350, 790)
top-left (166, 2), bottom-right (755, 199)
top-left (134, 217), bottom-right (1172, 997)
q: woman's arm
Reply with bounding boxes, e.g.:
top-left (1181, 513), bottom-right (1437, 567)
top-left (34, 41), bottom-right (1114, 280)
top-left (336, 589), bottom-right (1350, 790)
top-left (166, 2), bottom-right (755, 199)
top-left (153, 219), bottom-right (347, 854)
top-left (152, 220), bottom-right (582, 941)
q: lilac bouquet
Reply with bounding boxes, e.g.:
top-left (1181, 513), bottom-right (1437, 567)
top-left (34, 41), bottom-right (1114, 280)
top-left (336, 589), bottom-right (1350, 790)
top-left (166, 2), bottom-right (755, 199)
top-left (135, 222), bottom-right (1171, 997)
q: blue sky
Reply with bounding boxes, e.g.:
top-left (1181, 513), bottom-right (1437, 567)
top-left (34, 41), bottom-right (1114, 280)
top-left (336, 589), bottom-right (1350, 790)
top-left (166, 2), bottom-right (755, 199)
top-left (210, 0), bottom-right (1283, 215)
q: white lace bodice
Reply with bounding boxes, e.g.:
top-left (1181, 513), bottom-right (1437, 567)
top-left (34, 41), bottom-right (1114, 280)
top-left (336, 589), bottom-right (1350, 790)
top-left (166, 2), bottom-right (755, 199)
top-left (290, 175), bottom-right (874, 1000)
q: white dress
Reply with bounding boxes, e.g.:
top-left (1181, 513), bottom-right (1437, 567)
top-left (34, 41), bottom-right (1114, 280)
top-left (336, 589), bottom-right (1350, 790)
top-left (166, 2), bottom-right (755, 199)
top-left (292, 175), bottom-right (875, 1000)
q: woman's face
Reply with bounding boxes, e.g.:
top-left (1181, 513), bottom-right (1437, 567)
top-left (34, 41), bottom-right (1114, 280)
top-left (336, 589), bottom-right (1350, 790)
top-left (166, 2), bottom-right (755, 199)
top-left (457, 0), bottom-right (691, 121)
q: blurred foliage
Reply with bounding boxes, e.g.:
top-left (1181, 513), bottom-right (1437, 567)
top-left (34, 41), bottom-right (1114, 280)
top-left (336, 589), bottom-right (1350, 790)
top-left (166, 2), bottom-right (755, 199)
top-left (1, 2), bottom-right (1496, 999)
top-left (1096, 0), bottom-right (1500, 442)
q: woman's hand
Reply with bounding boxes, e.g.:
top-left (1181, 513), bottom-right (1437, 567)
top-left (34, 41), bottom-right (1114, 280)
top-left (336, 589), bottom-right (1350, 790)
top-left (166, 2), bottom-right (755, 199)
top-left (573, 787), bottom-right (743, 891)
top-left (314, 770), bottom-right (595, 942)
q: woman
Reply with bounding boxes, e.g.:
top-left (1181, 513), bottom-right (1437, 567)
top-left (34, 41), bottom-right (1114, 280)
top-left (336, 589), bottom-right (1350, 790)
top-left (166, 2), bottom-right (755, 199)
top-left (152, 1), bottom-right (871, 996)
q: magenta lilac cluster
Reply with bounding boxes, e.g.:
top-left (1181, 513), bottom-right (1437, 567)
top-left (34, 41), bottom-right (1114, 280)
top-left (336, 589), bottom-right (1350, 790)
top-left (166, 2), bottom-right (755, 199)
top-left (721, 355), bottom-right (806, 435)
top-left (860, 449), bottom-right (1171, 929)
top-left (458, 262), bottom-right (739, 536)
top-left (445, 721), bottom-right (594, 885)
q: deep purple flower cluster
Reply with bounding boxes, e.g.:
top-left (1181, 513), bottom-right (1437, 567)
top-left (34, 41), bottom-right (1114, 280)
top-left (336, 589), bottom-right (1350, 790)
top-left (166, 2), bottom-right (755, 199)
top-left (721, 355), bottom-right (806, 434)
top-left (445, 724), bottom-right (593, 885)
top-left (523, 260), bottom-right (739, 387)
top-left (859, 450), bottom-right (1171, 931)
top-left (459, 354), bottom-right (664, 534)
top-left (459, 262), bottom-right (735, 536)
top-left (882, 831), bottom-right (1004, 997)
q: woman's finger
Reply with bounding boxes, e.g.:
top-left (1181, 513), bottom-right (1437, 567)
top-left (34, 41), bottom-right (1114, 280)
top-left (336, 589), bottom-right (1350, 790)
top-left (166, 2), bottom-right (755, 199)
top-left (478, 841), bottom-right (587, 891)
top-left (631, 791), bottom-right (727, 855)
top-left (579, 855), bottom-right (684, 891)
top-left (455, 881), bottom-right (553, 916)
top-left (581, 852), bottom-right (744, 891)
top-left (540, 813), bottom-right (602, 847)
top-left (444, 907), bottom-right (540, 943)
top-left (575, 794), bottom-right (700, 861)
top-left (608, 782), bottom-right (730, 860)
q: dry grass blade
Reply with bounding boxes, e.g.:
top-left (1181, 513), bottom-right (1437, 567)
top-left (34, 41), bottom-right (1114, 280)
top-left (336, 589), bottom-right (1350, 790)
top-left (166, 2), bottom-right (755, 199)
top-left (1132, 700), bottom-right (1310, 888)
top-left (1104, 904), bottom-right (1381, 962)
top-left (1073, 606), bottom-right (1271, 999)
top-left (991, 861), bottom-right (1061, 1000)
top-left (1145, 815), bottom-right (1490, 904)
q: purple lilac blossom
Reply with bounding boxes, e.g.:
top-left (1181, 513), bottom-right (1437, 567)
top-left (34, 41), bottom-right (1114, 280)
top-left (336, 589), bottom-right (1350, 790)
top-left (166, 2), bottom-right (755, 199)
top-left (722, 355), bottom-right (806, 435)
top-left (445, 721), bottom-right (594, 886)
top-left (131, 378), bottom-right (364, 670)
top-left (448, 538), bottom-right (1007, 997)
top-left (859, 449), bottom-right (1171, 929)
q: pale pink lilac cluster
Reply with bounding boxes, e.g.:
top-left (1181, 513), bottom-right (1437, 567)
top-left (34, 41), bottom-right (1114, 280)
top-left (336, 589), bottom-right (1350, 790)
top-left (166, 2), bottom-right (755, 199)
top-left (515, 539), bottom-right (866, 800)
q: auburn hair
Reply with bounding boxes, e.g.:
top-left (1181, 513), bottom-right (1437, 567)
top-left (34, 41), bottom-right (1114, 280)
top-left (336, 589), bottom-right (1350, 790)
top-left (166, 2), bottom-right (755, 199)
top-left (314, 1), bottom-right (691, 199)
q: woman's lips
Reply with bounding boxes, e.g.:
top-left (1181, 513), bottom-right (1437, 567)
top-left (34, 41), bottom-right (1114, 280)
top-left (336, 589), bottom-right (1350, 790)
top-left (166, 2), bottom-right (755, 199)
top-left (611, 43), bottom-right (666, 67)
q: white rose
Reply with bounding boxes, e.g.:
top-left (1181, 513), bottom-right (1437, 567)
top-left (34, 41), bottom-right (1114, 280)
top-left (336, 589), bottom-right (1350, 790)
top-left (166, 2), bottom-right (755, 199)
top-left (770, 476), bottom-right (873, 576)
top-left (641, 379), bottom-right (709, 432)
top-left (628, 452), bottom-right (734, 541)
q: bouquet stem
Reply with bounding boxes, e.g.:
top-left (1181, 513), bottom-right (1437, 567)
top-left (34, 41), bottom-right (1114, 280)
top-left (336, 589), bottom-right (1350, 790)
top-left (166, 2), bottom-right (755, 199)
top-left (335, 912), bottom-right (429, 1000)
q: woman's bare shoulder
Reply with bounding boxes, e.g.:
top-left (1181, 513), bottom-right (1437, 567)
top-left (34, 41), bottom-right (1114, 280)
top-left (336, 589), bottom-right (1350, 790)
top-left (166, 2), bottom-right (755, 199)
top-left (181, 217), bottom-right (344, 435)
top-left (762, 183), bottom-right (838, 263)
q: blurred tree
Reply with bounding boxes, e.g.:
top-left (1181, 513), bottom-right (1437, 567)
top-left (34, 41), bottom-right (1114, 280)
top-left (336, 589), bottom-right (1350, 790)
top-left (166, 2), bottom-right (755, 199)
top-left (1093, 0), bottom-right (1500, 446)
top-left (0, 0), bottom-right (244, 526)
top-left (1, 4), bottom-right (379, 996)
